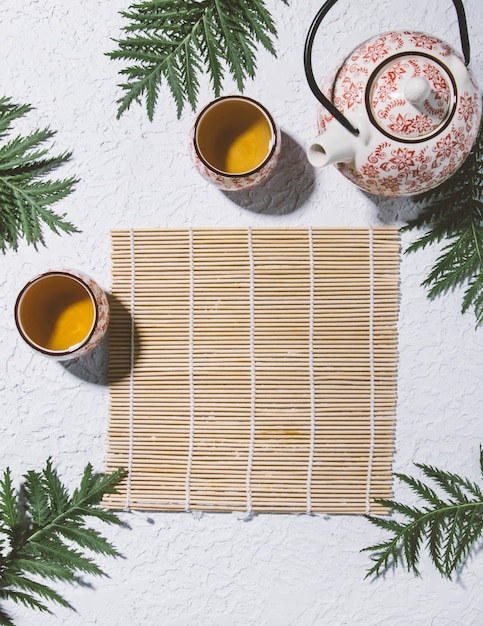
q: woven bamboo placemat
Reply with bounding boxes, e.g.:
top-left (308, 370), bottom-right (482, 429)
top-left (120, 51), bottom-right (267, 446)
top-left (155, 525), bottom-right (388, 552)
top-left (105, 228), bottom-right (400, 514)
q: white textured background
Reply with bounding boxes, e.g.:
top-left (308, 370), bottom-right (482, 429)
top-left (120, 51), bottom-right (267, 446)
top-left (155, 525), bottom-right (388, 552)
top-left (1, 0), bottom-right (483, 624)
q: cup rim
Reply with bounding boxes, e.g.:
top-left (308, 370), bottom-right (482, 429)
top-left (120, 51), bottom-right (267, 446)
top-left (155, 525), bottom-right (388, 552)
top-left (14, 270), bottom-right (99, 356)
top-left (193, 95), bottom-right (278, 177)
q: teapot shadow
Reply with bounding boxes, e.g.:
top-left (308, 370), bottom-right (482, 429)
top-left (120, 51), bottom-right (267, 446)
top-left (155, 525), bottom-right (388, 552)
top-left (222, 132), bottom-right (315, 215)
top-left (61, 293), bottom-right (141, 385)
top-left (364, 191), bottom-right (421, 225)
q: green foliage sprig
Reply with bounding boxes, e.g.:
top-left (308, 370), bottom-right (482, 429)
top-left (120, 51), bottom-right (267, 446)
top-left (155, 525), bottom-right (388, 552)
top-left (363, 448), bottom-right (483, 580)
top-left (0, 97), bottom-right (78, 252)
top-left (403, 122), bottom-right (483, 327)
top-left (0, 460), bottom-right (125, 625)
top-left (108, 0), bottom-right (288, 120)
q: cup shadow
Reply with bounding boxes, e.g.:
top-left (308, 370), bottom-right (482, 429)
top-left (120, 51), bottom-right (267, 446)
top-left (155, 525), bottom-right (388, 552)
top-left (222, 132), bottom-right (315, 215)
top-left (61, 293), bottom-right (140, 385)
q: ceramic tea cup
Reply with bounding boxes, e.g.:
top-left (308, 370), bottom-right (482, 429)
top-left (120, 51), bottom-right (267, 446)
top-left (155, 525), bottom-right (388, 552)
top-left (189, 95), bottom-right (281, 190)
top-left (14, 269), bottom-right (110, 361)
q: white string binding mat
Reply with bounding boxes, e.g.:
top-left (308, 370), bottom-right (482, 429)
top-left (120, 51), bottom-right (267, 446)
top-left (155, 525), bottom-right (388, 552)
top-left (185, 227), bottom-right (196, 512)
top-left (365, 226), bottom-right (376, 515)
top-left (306, 227), bottom-right (316, 514)
top-left (124, 228), bottom-right (136, 511)
top-left (245, 227), bottom-right (257, 516)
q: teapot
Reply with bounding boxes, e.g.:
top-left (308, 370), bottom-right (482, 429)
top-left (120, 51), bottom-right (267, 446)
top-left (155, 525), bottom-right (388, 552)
top-left (304, 0), bottom-right (481, 196)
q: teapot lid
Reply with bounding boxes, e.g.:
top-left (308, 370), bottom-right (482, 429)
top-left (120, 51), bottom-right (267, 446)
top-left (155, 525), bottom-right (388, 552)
top-left (367, 53), bottom-right (456, 142)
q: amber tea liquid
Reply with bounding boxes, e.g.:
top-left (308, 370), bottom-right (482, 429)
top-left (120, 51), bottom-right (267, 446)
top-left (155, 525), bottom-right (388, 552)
top-left (196, 98), bottom-right (273, 174)
top-left (17, 274), bottom-right (95, 352)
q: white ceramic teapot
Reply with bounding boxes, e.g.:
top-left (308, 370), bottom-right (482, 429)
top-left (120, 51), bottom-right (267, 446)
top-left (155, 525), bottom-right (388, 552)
top-left (304, 0), bottom-right (481, 196)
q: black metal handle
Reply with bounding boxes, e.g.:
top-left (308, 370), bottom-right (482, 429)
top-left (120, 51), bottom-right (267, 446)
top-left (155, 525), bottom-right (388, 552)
top-left (303, 0), bottom-right (471, 137)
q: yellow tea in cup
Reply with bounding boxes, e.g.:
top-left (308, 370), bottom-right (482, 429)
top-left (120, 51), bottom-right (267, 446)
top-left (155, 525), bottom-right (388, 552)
top-left (15, 272), bottom-right (96, 354)
top-left (196, 97), bottom-right (274, 175)
top-left (191, 96), bottom-right (281, 190)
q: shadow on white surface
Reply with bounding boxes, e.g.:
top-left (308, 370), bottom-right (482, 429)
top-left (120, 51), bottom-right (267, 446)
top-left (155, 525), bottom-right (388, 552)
top-left (369, 192), bottom-right (422, 226)
top-left (62, 334), bottom-right (109, 385)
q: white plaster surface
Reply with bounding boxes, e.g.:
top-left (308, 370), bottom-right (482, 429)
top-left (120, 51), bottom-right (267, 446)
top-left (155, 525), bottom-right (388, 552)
top-left (1, 0), bottom-right (483, 624)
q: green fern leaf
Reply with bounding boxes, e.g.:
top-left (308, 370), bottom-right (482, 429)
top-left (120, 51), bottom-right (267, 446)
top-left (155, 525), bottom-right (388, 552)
top-left (427, 511), bottom-right (445, 575)
top-left (22, 471), bottom-right (50, 528)
top-left (0, 99), bottom-right (31, 139)
top-left (421, 224), bottom-right (482, 297)
top-left (362, 537), bottom-right (402, 578)
top-left (74, 462), bottom-right (97, 500)
top-left (362, 514), bottom-right (404, 534)
top-left (0, 572), bottom-right (69, 609)
top-left (0, 129), bottom-right (54, 168)
top-left (0, 469), bottom-right (18, 534)
top-left (376, 496), bottom-right (420, 521)
top-left (42, 459), bottom-right (70, 515)
top-left (393, 471), bottom-right (444, 509)
top-left (200, 13), bottom-right (224, 96)
top-left (13, 559), bottom-right (76, 582)
top-left (163, 55), bottom-right (185, 119)
top-left (212, 0), bottom-right (250, 90)
top-left (463, 272), bottom-right (483, 319)
top-left (417, 463), bottom-right (475, 504)
top-left (71, 465), bottom-right (126, 508)
top-left (244, 1), bottom-right (278, 54)
top-left (182, 36), bottom-right (201, 112)
top-left (0, 588), bottom-right (50, 613)
top-left (69, 505), bottom-right (124, 527)
top-left (402, 521), bottom-right (423, 576)
top-left (28, 537), bottom-right (105, 577)
top-left (444, 507), bottom-right (483, 577)
top-left (51, 524), bottom-right (120, 557)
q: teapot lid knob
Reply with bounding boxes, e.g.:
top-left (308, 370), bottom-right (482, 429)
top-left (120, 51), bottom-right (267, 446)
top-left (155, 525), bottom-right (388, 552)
top-left (404, 77), bottom-right (431, 106)
top-left (368, 55), bottom-right (456, 141)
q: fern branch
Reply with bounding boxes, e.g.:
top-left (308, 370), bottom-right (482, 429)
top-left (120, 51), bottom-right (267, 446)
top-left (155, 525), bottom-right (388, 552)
top-left (0, 461), bottom-right (125, 623)
top-left (0, 98), bottom-right (78, 251)
top-left (363, 449), bottom-right (483, 579)
top-left (404, 120), bottom-right (483, 327)
top-left (108, 0), bottom-right (288, 120)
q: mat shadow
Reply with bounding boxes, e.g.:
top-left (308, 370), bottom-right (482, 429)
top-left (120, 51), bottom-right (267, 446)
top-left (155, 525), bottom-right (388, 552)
top-left (222, 132), bottom-right (315, 215)
top-left (62, 293), bottom-right (140, 385)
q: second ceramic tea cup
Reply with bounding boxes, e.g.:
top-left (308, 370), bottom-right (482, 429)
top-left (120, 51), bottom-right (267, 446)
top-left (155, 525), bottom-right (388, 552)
top-left (14, 269), bottom-right (110, 361)
top-left (189, 95), bottom-right (281, 191)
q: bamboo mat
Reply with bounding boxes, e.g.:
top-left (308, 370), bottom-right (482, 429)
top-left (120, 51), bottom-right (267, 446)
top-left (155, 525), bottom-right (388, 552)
top-left (105, 228), bottom-right (400, 515)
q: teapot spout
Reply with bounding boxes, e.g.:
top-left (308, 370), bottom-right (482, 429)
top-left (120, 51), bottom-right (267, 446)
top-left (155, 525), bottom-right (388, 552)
top-left (307, 127), bottom-right (358, 168)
